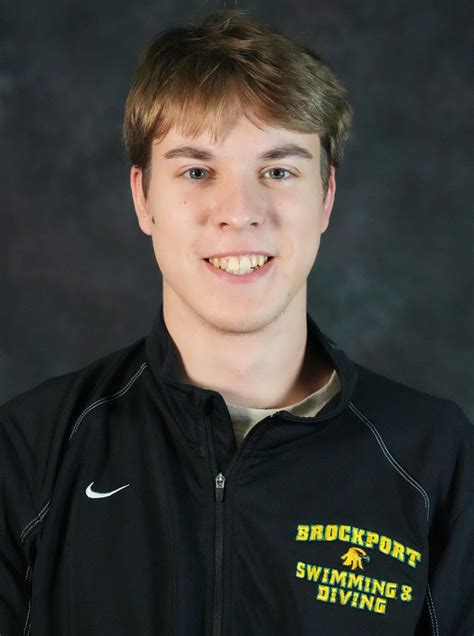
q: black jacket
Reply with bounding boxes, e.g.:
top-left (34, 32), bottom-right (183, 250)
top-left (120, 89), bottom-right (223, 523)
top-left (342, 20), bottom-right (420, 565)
top-left (1, 305), bottom-right (472, 635)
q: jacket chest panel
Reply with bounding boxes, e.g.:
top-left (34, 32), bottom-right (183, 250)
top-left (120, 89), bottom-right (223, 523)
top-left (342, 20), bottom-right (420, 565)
top-left (35, 410), bottom-right (211, 634)
top-left (223, 439), bottom-right (429, 634)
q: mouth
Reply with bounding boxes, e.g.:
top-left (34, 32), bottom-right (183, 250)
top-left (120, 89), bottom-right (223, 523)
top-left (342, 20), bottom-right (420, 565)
top-left (202, 255), bottom-right (275, 282)
top-left (204, 255), bottom-right (274, 275)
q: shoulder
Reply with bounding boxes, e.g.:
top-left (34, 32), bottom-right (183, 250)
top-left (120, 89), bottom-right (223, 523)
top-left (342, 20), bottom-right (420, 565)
top-left (349, 363), bottom-right (473, 520)
top-left (351, 363), bottom-right (472, 441)
top-left (0, 336), bottom-right (148, 426)
top-left (0, 336), bottom-right (148, 507)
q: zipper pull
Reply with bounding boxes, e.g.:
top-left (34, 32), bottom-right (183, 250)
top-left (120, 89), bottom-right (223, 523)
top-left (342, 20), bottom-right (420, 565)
top-left (215, 472), bottom-right (226, 503)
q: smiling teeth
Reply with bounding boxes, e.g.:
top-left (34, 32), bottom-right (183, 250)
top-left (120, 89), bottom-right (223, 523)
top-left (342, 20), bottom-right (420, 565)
top-left (209, 255), bottom-right (269, 275)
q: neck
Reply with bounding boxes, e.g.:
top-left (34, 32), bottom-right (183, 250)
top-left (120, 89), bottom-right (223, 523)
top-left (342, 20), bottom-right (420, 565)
top-left (162, 284), bottom-right (333, 409)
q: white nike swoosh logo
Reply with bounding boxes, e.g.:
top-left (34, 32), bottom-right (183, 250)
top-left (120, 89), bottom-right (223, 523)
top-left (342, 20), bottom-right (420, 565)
top-left (85, 481), bottom-right (130, 499)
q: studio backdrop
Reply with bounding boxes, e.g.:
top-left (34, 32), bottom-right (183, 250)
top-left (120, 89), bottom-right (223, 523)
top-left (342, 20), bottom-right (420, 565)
top-left (1, 0), bottom-right (472, 419)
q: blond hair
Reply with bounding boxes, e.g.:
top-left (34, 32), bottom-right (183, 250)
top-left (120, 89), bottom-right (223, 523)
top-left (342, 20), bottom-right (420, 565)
top-left (123, 9), bottom-right (353, 198)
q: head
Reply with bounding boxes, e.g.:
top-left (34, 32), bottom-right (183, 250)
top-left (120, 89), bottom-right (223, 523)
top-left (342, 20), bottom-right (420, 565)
top-left (125, 9), bottom-right (353, 334)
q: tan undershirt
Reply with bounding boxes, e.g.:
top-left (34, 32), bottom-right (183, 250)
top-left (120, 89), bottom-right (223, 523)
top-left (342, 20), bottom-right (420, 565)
top-left (226, 369), bottom-right (341, 447)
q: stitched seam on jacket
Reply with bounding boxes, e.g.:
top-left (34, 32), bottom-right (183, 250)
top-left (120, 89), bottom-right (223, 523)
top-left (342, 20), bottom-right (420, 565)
top-left (349, 402), bottom-right (430, 521)
top-left (21, 505), bottom-right (49, 636)
top-left (349, 402), bottom-right (437, 635)
top-left (68, 361), bottom-right (148, 441)
top-left (20, 499), bottom-right (51, 543)
top-left (427, 584), bottom-right (439, 636)
top-left (21, 500), bottom-right (49, 636)
top-left (23, 566), bottom-right (31, 636)
top-left (424, 582), bottom-right (437, 636)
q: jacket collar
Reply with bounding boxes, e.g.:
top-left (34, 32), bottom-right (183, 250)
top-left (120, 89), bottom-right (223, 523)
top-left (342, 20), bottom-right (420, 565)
top-left (145, 303), bottom-right (358, 420)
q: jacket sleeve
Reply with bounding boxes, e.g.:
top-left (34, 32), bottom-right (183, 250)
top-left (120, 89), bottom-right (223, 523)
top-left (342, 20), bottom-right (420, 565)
top-left (416, 401), bottom-right (474, 635)
top-left (0, 419), bottom-right (38, 635)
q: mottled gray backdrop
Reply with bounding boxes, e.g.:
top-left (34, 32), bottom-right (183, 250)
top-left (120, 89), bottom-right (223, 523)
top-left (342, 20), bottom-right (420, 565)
top-left (1, 0), bottom-right (473, 419)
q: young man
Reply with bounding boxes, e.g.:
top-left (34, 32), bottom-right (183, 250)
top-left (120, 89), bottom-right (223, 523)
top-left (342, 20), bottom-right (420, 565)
top-left (1, 10), bottom-right (472, 636)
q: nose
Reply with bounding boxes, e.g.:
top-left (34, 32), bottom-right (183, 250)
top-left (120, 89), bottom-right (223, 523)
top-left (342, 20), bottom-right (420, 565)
top-left (211, 178), bottom-right (265, 229)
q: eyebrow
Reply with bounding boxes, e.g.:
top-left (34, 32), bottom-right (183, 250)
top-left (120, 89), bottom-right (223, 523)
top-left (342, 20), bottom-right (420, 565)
top-left (162, 143), bottom-right (314, 161)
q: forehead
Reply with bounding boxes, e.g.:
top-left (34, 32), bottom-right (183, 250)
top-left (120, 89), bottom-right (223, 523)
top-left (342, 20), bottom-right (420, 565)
top-left (152, 113), bottom-right (320, 158)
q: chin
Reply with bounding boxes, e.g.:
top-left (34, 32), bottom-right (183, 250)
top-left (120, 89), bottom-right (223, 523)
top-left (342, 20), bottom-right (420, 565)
top-left (199, 304), bottom-right (274, 336)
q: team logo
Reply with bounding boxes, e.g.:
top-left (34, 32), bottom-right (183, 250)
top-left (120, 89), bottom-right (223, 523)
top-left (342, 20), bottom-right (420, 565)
top-left (341, 547), bottom-right (370, 570)
top-left (295, 521), bottom-right (418, 615)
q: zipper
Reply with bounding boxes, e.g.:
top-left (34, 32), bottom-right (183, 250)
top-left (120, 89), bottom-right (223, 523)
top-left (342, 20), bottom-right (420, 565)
top-left (212, 472), bottom-right (226, 636)
top-left (205, 391), bottom-right (331, 635)
top-left (204, 395), bottom-right (277, 636)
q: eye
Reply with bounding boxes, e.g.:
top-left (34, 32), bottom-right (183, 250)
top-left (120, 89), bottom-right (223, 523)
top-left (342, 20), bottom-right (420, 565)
top-left (263, 167), bottom-right (293, 180)
top-left (181, 167), bottom-right (210, 180)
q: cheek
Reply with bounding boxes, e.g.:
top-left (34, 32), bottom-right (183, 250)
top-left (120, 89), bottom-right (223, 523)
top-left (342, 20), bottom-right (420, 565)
top-left (292, 203), bottom-right (324, 269)
top-left (148, 204), bottom-right (198, 275)
top-left (147, 192), bottom-right (184, 236)
top-left (293, 195), bottom-right (324, 237)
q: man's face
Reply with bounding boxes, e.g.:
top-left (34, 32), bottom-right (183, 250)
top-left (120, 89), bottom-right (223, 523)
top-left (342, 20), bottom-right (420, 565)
top-left (130, 113), bottom-right (336, 334)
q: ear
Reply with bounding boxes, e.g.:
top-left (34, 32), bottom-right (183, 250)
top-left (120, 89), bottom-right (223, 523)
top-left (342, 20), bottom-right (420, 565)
top-left (130, 166), bottom-right (153, 236)
top-left (321, 164), bottom-right (336, 234)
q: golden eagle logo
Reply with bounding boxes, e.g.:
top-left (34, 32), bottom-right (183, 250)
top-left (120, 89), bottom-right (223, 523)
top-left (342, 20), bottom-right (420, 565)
top-left (341, 547), bottom-right (371, 570)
